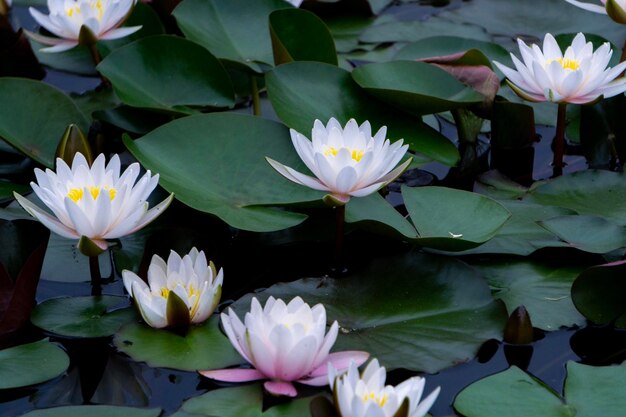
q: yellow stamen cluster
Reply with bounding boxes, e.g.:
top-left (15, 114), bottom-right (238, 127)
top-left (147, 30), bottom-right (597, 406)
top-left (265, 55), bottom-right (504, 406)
top-left (66, 5), bottom-right (80, 16)
top-left (66, 0), bottom-right (104, 19)
top-left (67, 186), bottom-right (117, 203)
top-left (548, 57), bottom-right (580, 71)
top-left (323, 146), bottom-right (365, 162)
top-left (362, 391), bottom-right (389, 407)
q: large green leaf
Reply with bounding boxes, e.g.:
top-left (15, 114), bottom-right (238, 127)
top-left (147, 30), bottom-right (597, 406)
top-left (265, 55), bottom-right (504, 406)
top-left (351, 61), bottom-right (485, 115)
top-left (171, 384), bottom-right (318, 417)
top-left (0, 78), bottom-right (89, 168)
top-left (98, 36), bottom-right (234, 113)
top-left (539, 215), bottom-right (626, 254)
top-left (266, 61), bottom-right (459, 166)
top-left (571, 260), bottom-right (626, 328)
top-left (473, 260), bottom-right (585, 331)
top-left (173, 0), bottom-right (292, 73)
top-left (269, 9), bottom-right (337, 66)
top-left (124, 113), bottom-right (324, 232)
top-left (21, 406), bottom-right (161, 417)
top-left (0, 340), bottom-right (69, 389)
top-left (454, 362), bottom-right (626, 417)
top-left (346, 192), bottom-right (417, 239)
top-left (114, 316), bottom-right (241, 371)
top-left (402, 186), bottom-right (511, 251)
top-left (31, 296), bottom-right (136, 338)
top-left (231, 252), bottom-right (507, 373)
top-left (525, 171), bottom-right (626, 225)
top-left (360, 19), bottom-right (491, 45)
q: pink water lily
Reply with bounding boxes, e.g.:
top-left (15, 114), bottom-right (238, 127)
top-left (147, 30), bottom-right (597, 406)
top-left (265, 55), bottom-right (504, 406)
top-left (200, 296), bottom-right (369, 397)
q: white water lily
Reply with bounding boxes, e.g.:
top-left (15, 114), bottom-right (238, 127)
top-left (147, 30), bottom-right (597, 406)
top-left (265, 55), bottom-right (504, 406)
top-left (266, 118), bottom-right (411, 205)
top-left (564, 0), bottom-right (626, 23)
top-left (329, 359), bottom-right (440, 417)
top-left (122, 248), bottom-right (223, 329)
top-left (493, 33), bottom-right (626, 104)
top-left (28, 0), bottom-right (141, 52)
top-left (284, 0), bottom-right (303, 6)
top-left (200, 296), bottom-right (369, 397)
top-left (14, 153), bottom-right (173, 251)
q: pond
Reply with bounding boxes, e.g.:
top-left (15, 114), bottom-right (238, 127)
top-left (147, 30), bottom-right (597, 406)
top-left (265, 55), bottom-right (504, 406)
top-left (1, 0), bottom-right (626, 416)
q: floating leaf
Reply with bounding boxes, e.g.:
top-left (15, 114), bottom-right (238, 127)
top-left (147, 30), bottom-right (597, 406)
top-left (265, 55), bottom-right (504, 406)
top-left (351, 61), bottom-right (485, 115)
top-left (31, 296), bottom-right (136, 338)
top-left (21, 406), bottom-right (161, 417)
top-left (360, 19), bottom-right (490, 45)
top-left (124, 113), bottom-right (324, 232)
top-left (114, 316), bottom-right (241, 371)
top-left (266, 61), bottom-right (459, 166)
top-left (571, 260), bottom-right (626, 328)
top-left (0, 78), bottom-right (89, 168)
top-left (346, 192), bottom-right (417, 239)
top-left (231, 251), bottom-right (507, 373)
top-left (539, 215), bottom-right (626, 254)
top-left (173, 0), bottom-right (291, 73)
top-left (0, 339), bottom-right (69, 389)
top-left (473, 260), bottom-right (585, 331)
top-left (270, 9), bottom-right (337, 66)
top-left (98, 35), bottom-right (234, 113)
top-left (454, 361), bottom-right (626, 417)
top-left (402, 186), bottom-right (511, 251)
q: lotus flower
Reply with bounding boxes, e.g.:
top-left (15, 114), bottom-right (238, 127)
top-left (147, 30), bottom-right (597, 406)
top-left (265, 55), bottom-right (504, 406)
top-left (266, 118), bottom-right (411, 206)
top-left (28, 0), bottom-right (141, 52)
top-left (564, 0), bottom-right (626, 23)
top-left (200, 296), bottom-right (369, 397)
top-left (122, 248), bottom-right (223, 329)
top-left (14, 152), bottom-right (173, 252)
top-left (493, 33), bottom-right (626, 104)
top-left (328, 359), bottom-right (440, 417)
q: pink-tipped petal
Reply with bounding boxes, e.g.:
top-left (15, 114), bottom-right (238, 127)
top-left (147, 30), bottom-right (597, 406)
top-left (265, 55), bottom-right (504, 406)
top-left (199, 368), bottom-right (266, 382)
top-left (264, 381), bottom-right (298, 397)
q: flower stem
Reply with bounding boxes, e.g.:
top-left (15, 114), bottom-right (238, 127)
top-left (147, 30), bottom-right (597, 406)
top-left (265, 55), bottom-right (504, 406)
top-left (87, 43), bottom-right (110, 88)
top-left (333, 204), bottom-right (346, 275)
top-left (89, 255), bottom-right (102, 296)
top-left (552, 102), bottom-right (567, 177)
top-left (251, 76), bottom-right (261, 116)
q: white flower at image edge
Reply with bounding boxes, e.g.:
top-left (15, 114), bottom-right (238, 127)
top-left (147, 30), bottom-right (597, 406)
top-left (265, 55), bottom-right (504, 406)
top-left (28, 0), bottom-right (141, 52)
top-left (14, 152), bottom-right (173, 251)
top-left (284, 0), bottom-right (303, 6)
top-left (200, 296), bottom-right (369, 397)
top-left (493, 32), bottom-right (626, 104)
top-left (329, 359), bottom-right (441, 417)
top-left (122, 248), bottom-right (223, 329)
top-left (564, 0), bottom-right (626, 22)
top-left (266, 118), bottom-right (411, 205)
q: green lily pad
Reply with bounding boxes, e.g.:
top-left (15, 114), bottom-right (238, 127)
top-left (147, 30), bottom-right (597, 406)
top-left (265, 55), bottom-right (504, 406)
top-left (124, 113), bottom-right (325, 232)
top-left (0, 78), bottom-right (89, 168)
top-left (402, 186), bottom-right (511, 251)
top-left (270, 9), bottom-right (337, 66)
top-left (456, 201), bottom-right (574, 256)
top-left (346, 192), bottom-right (417, 239)
top-left (114, 316), bottom-right (241, 371)
top-left (571, 260), bottom-right (626, 328)
top-left (265, 61), bottom-right (459, 166)
top-left (21, 406), bottom-right (162, 417)
top-left (173, 0), bottom-right (291, 73)
top-left (231, 251), bottom-right (507, 373)
top-left (472, 260), bottom-right (585, 331)
top-left (539, 215), bottom-right (626, 254)
top-left (31, 296), bottom-right (136, 338)
top-left (360, 19), bottom-right (491, 45)
top-left (525, 170), bottom-right (626, 225)
top-left (0, 339), bottom-right (69, 389)
top-left (324, 15), bottom-right (375, 53)
top-left (171, 384), bottom-right (318, 417)
top-left (351, 61), bottom-right (485, 115)
top-left (0, 180), bottom-right (28, 204)
top-left (98, 35), bottom-right (234, 113)
top-left (454, 361), bottom-right (626, 417)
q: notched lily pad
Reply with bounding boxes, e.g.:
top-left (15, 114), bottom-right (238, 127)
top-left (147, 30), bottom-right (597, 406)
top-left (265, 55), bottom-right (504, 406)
top-left (0, 339), bottom-right (69, 389)
top-left (539, 215), bottom-right (626, 254)
top-left (231, 251), bottom-right (507, 373)
top-left (31, 295), bottom-right (136, 338)
top-left (114, 315), bottom-right (241, 371)
top-left (20, 405), bottom-right (162, 417)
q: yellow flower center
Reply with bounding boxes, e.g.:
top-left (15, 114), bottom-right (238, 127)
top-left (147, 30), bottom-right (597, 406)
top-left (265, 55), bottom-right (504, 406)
top-left (160, 287), bottom-right (170, 298)
top-left (549, 57), bottom-right (580, 71)
top-left (66, 0), bottom-right (104, 20)
top-left (67, 186), bottom-right (117, 202)
top-left (362, 391), bottom-right (389, 407)
top-left (323, 146), bottom-right (365, 162)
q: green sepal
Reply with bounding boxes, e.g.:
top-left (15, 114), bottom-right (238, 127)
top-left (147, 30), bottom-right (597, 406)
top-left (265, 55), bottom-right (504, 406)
top-left (392, 398), bottom-right (410, 417)
top-left (55, 124), bottom-right (93, 168)
top-left (323, 194), bottom-right (349, 207)
top-left (78, 25), bottom-right (98, 47)
top-left (505, 79), bottom-right (542, 103)
top-left (607, 0), bottom-right (626, 24)
top-left (166, 290), bottom-right (190, 330)
top-left (77, 235), bottom-right (106, 257)
top-left (503, 305), bottom-right (534, 345)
